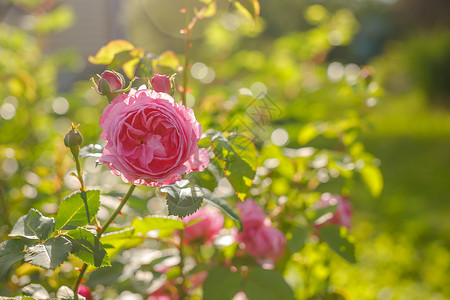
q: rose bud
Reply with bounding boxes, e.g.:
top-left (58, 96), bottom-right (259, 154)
top-left (77, 284), bottom-right (92, 300)
top-left (151, 74), bottom-right (172, 94)
top-left (314, 193), bottom-right (353, 230)
top-left (64, 124), bottom-right (83, 157)
top-left (183, 206), bottom-right (224, 244)
top-left (92, 70), bottom-right (126, 101)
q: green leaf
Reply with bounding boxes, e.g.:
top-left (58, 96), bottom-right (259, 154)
top-left (161, 185), bottom-right (203, 218)
top-left (21, 283), bottom-right (50, 299)
top-left (9, 209), bottom-right (55, 240)
top-left (360, 164), bottom-right (383, 197)
top-left (287, 226), bottom-right (313, 253)
top-left (212, 133), bottom-right (257, 201)
top-left (232, 0), bottom-right (260, 24)
top-left (66, 228), bottom-right (110, 267)
top-left (202, 189), bottom-right (242, 231)
top-left (203, 266), bottom-right (243, 300)
top-left (152, 50), bottom-right (180, 73)
top-left (88, 39), bottom-right (135, 65)
top-left (243, 268), bottom-right (295, 300)
top-left (86, 262), bottom-right (124, 286)
top-left (318, 225), bottom-right (356, 263)
top-left (24, 237), bottom-right (72, 270)
top-left (0, 239), bottom-right (25, 277)
top-left (34, 5), bottom-right (73, 34)
top-left (298, 123), bottom-right (319, 145)
top-left (55, 190), bottom-right (101, 230)
top-left (132, 216), bottom-right (184, 237)
top-left (189, 167), bottom-right (218, 191)
top-left (100, 227), bottom-right (143, 257)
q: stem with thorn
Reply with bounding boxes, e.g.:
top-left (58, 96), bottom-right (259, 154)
top-left (73, 184), bottom-right (136, 299)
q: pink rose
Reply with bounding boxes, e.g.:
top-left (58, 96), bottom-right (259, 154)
top-left (151, 74), bottom-right (172, 94)
top-left (99, 88), bottom-right (209, 186)
top-left (147, 295), bottom-right (171, 300)
top-left (236, 199), bottom-right (268, 230)
top-left (237, 225), bottom-right (286, 262)
top-left (183, 206), bottom-right (224, 244)
top-left (314, 193), bottom-right (353, 230)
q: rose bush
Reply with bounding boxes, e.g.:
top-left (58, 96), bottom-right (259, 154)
top-left (99, 87), bottom-right (209, 186)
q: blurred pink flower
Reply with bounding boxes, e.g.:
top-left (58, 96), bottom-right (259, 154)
top-left (237, 225), bottom-right (286, 262)
top-left (314, 193), bottom-right (353, 230)
top-left (151, 74), bottom-right (172, 94)
top-left (236, 198), bottom-right (268, 230)
top-left (99, 88), bottom-right (209, 187)
top-left (235, 199), bottom-right (286, 263)
top-left (183, 206), bottom-right (224, 244)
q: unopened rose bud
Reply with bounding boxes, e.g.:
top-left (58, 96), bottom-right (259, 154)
top-left (77, 284), bottom-right (92, 300)
top-left (92, 70), bottom-right (126, 101)
top-left (151, 74), bottom-right (172, 94)
top-left (64, 124), bottom-right (83, 157)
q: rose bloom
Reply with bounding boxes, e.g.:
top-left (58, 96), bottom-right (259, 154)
top-left (99, 88), bottom-right (209, 186)
top-left (183, 206), bottom-right (224, 244)
top-left (237, 225), bottom-right (286, 262)
top-left (314, 193), bottom-right (353, 230)
top-left (236, 199), bottom-right (268, 230)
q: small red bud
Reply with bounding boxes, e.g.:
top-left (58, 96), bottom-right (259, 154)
top-left (77, 284), bottom-right (92, 300)
top-left (180, 8), bottom-right (187, 13)
top-left (150, 74), bottom-right (172, 94)
top-left (180, 28), bottom-right (188, 35)
top-left (93, 70), bottom-right (126, 97)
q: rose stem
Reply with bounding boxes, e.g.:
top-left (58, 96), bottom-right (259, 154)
top-left (181, 0), bottom-right (191, 107)
top-left (73, 150), bottom-right (90, 222)
top-left (73, 184), bottom-right (136, 299)
top-left (177, 229), bottom-right (186, 299)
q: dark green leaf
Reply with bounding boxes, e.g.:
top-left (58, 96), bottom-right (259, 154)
top-left (189, 167), bottom-right (218, 191)
top-left (202, 189), bottom-right (242, 231)
top-left (55, 190), bottom-right (101, 230)
top-left (318, 225), bottom-right (356, 263)
top-left (24, 236), bottom-right (72, 269)
top-left (21, 283), bottom-right (50, 299)
top-left (161, 185), bottom-right (203, 218)
top-left (212, 133), bottom-right (257, 201)
top-left (66, 228), bottom-right (110, 267)
top-left (132, 216), bottom-right (184, 237)
top-left (0, 239), bottom-right (25, 277)
top-left (203, 266), bottom-right (242, 300)
top-left (243, 268), bottom-right (294, 300)
top-left (86, 262), bottom-right (124, 286)
top-left (287, 226), bottom-right (313, 253)
top-left (9, 209), bottom-right (55, 240)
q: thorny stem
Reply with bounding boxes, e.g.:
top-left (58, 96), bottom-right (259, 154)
top-left (73, 184), bottom-right (136, 299)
